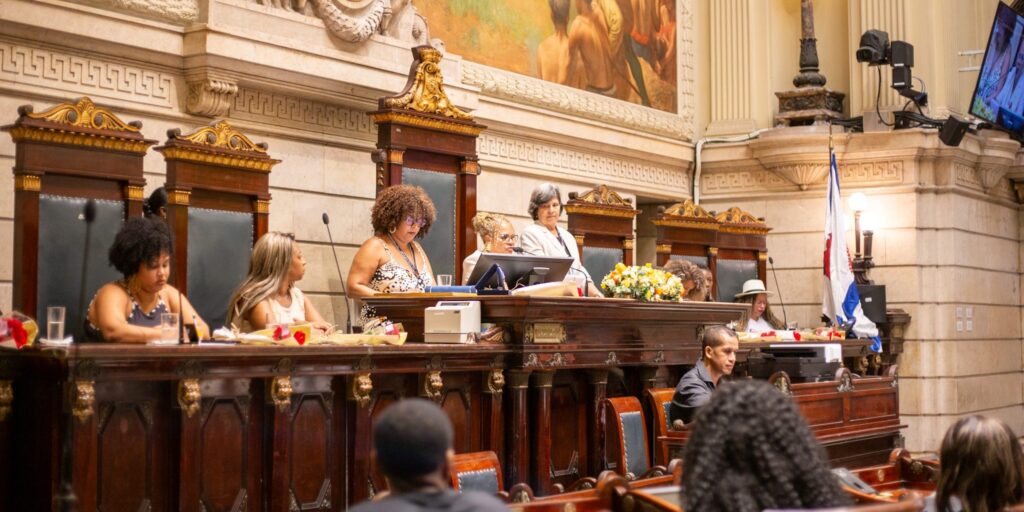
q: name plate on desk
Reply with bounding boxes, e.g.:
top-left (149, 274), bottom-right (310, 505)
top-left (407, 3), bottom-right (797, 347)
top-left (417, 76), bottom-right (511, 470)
top-left (525, 322), bottom-right (565, 344)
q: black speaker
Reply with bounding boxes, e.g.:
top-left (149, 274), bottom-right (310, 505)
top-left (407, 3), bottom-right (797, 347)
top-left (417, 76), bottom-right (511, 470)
top-left (857, 284), bottom-right (887, 325)
top-left (940, 116), bottom-right (970, 147)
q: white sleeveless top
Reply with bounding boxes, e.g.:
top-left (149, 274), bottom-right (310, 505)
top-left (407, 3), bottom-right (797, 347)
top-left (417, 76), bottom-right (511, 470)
top-left (269, 287), bottom-right (307, 324)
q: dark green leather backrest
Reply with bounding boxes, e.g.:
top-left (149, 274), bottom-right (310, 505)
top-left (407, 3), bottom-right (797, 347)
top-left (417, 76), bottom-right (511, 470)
top-left (716, 258), bottom-right (757, 303)
top-left (186, 207), bottom-right (253, 329)
top-left (583, 246), bottom-right (621, 286)
top-left (401, 168), bottom-right (456, 277)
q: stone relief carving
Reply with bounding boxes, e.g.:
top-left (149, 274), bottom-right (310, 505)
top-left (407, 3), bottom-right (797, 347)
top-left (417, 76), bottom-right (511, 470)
top-left (186, 78), bottom-right (239, 117)
top-left (231, 88), bottom-right (377, 139)
top-left (68, 0), bottom-right (198, 23)
top-left (252, 0), bottom-right (432, 45)
top-left (380, 0), bottom-right (431, 46)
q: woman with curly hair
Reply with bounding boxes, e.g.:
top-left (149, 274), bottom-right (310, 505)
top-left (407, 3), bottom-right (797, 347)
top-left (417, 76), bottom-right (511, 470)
top-left (680, 380), bottom-right (849, 511)
top-left (225, 232), bottom-right (332, 333)
top-left (85, 217), bottom-right (209, 343)
top-left (347, 184), bottom-right (437, 320)
top-left (926, 415), bottom-right (1024, 512)
top-left (461, 211), bottom-right (518, 284)
top-left (663, 259), bottom-right (707, 301)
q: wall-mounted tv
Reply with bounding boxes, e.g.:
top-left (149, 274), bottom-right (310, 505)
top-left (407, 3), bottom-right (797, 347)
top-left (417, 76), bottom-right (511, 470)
top-left (970, 3), bottom-right (1024, 134)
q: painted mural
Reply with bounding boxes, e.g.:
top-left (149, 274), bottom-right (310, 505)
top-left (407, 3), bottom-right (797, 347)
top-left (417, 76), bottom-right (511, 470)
top-left (417, 0), bottom-right (678, 113)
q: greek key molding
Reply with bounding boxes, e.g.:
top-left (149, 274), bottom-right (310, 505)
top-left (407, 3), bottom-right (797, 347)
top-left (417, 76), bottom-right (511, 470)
top-left (0, 41), bottom-right (175, 108)
top-left (231, 87), bottom-right (377, 140)
top-left (477, 133), bottom-right (688, 192)
top-left (840, 160), bottom-right (904, 186)
top-left (68, 0), bottom-right (199, 23)
top-left (701, 167), bottom-right (789, 194)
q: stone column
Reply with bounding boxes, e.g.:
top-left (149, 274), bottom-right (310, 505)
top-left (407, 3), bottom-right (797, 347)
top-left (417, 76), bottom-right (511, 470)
top-left (847, 0), bottom-right (909, 116)
top-left (705, 0), bottom-right (771, 135)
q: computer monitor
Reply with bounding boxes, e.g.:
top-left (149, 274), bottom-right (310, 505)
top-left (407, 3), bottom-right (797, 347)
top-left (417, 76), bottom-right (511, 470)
top-left (466, 253), bottom-right (574, 289)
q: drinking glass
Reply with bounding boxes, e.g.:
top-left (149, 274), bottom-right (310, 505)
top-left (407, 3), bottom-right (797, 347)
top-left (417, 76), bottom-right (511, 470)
top-left (160, 313), bottom-right (179, 344)
top-left (47, 306), bottom-right (65, 341)
top-left (436, 274), bottom-right (453, 287)
top-left (565, 273), bottom-right (586, 297)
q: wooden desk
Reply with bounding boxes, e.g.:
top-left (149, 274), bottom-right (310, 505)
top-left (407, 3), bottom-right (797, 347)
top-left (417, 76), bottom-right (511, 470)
top-left (0, 297), bottom-right (747, 511)
top-left (658, 368), bottom-right (904, 469)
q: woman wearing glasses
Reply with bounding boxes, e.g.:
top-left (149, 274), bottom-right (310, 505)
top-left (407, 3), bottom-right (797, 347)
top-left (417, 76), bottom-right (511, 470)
top-left (520, 183), bottom-right (602, 297)
top-left (347, 184), bottom-right (437, 321)
top-left (461, 212), bottom-right (518, 284)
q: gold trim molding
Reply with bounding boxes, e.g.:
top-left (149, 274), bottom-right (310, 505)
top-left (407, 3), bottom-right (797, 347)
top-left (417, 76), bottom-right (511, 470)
top-left (384, 46), bottom-right (472, 120)
top-left (174, 120), bottom-right (267, 153)
top-left (6, 126), bottom-right (153, 154)
top-left (656, 244), bottom-right (673, 254)
top-left (564, 204), bottom-right (640, 218)
top-left (370, 111), bottom-right (484, 136)
top-left (168, 189), bottom-right (191, 206)
top-left (14, 174), bottom-right (40, 192)
top-left (126, 185), bottom-right (145, 201)
top-left (255, 199), bottom-right (271, 214)
top-left (25, 97), bottom-right (141, 133)
top-left (715, 207), bottom-right (771, 235)
top-left (623, 239), bottom-right (634, 250)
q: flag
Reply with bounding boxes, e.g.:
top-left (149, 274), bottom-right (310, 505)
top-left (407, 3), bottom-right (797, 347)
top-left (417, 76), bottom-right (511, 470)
top-left (823, 151), bottom-right (881, 352)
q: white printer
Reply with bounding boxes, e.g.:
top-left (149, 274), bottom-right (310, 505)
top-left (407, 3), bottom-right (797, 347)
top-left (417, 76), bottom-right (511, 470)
top-left (424, 301), bottom-right (481, 343)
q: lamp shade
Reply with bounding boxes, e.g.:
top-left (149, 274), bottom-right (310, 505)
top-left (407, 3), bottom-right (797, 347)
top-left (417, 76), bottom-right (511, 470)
top-left (849, 192), bottom-right (867, 213)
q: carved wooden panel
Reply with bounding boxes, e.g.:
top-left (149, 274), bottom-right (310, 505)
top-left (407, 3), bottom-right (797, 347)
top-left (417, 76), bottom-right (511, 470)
top-left (289, 377), bottom-right (333, 511)
top-left (438, 372), bottom-right (479, 455)
top-left (549, 374), bottom-right (587, 488)
top-left (200, 397), bottom-right (251, 511)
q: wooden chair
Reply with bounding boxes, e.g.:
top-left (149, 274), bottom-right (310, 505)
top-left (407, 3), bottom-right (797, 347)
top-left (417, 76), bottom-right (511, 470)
top-left (154, 121), bottom-right (278, 329)
top-left (841, 449), bottom-right (937, 504)
top-left (450, 451), bottom-right (508, 500)
top-left (565, 185), bottom-right (641, 286)
top-left (713, 207), bottom-right (770, 302)
top-left (2, 97), bottom-right (155, 338)
top-left (644, 388), bottom-right (675, 466)
top-left (605, 397), bottom-right (667, 480)
top-left (652, 199), bottom-right (720, 299)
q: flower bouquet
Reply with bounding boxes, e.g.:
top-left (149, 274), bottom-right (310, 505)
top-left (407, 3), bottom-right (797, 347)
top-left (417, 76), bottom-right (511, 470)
top-left (601, 263), bottom-right (684, 302)
top-left (0, 311), bottom-right (39, 349)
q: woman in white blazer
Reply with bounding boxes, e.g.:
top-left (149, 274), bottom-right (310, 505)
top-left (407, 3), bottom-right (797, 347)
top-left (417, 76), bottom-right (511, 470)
top-left (519, 183), bottom-right (603, 297)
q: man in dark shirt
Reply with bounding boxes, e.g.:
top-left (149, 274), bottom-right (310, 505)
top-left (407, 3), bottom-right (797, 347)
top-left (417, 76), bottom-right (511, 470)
top-left (350, 398), bottom-right (507, 512)
top-left (669, 325), bottom-right (739, 424)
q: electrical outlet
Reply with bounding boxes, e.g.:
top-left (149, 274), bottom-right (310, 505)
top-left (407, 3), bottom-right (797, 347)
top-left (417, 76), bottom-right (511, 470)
top-left (956, 320), bottom-right (964, 332)
top-left (965, 306), bottom-right (974, 318)
top-left (966, 319), bottom-right (974, 332)
top-left (956, 306), bottom-right (964, 318)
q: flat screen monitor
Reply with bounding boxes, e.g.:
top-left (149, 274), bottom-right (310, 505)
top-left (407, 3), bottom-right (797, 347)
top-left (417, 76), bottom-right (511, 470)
top-left (969, 3), bottom-right (1024, 133)
top-left (466, 253), bottom-right (573, 289)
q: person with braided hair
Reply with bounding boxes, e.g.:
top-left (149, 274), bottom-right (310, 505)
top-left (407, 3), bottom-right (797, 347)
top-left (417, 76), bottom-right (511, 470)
top-left (680, 380), bottom-right (850, 511)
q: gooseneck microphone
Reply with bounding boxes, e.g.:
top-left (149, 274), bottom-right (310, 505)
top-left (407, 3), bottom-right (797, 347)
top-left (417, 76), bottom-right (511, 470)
top-left (322, 213), bottom-right (352, 334)
top-left (768, 256), bottom-right (788, 327)
top-left (76, 199), bottom-right (97, 341)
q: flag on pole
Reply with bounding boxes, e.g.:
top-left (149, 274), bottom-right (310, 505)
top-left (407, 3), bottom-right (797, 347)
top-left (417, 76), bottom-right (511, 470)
top-left (822, 151), bottom-right (881, 352)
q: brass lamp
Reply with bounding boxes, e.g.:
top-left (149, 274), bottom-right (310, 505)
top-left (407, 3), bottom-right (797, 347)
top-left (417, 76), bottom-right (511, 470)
top-left (848, 192), bottom-right (874, 285)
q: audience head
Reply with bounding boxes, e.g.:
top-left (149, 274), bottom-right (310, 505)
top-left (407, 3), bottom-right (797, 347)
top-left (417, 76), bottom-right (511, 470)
top-left (373, 398), bottom-right (454, 491)
top-left (108, 217), bottom-right (173, 292)
top-left (226, 232), bottom-right (299, 328)
top-left (700, 325), bottom-right (738, 377)
top-left (681, 380), bottom-right (849, 512)
top-left (528, 183), bottom-right (564, 229)
top-left (936, 415), bottom-right (1024, 512)
top-left (699, 265), bottom-right (713, 300)
top-left (143, 187), bottom-right (168, 219)
top-left (371, 185), bottom-right (436, 242)
top-left (663, 259), bottom-right (707, 301)
top-left (472, 212), bottom-right (517, 253)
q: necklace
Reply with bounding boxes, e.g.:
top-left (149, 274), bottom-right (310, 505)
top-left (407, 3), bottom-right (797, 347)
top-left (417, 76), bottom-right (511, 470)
top-left (388, 234), bottom-right (426, 287)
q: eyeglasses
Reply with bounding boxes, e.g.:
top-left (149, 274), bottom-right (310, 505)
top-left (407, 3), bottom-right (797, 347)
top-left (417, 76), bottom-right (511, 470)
top-left (498, 233), bottom-right (519, 242)
top-left (404, 216), bottom-right (427, 228)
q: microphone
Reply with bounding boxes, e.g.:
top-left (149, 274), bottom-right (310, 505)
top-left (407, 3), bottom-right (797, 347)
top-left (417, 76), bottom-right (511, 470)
top-left (512, 246), bottom-right (525, 254)
top-left (75, 200), bottom-right (97, 341)
top-left (768, 256), bottom-right (788, 328)
top-left (322, 213), bottom-right (352, 334)
top-left (569, 265), bottom-right (592, 298)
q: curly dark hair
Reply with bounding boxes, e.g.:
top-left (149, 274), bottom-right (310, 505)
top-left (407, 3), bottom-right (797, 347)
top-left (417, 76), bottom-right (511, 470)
top-left (108, 217), bottom-right (173, 278)
top-left (663, 259), bottom-right (707, 301)
top-left (370, 184), bottom-right (436, 238)
top-left (681, 380), bottom-right (850, 511)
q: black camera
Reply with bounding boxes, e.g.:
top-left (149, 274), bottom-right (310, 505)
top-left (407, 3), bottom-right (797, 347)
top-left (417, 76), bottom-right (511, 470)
top-left (856, 29), bottom-right (890, 65)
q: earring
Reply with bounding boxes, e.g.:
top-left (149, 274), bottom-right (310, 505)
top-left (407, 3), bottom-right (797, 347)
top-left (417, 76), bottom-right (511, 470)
top-left (389, 226), bottom-right (396, 234)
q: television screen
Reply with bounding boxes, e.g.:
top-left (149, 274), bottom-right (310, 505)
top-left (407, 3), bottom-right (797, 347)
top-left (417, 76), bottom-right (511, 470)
top-left (970, 3), bottom-right (1024, 132)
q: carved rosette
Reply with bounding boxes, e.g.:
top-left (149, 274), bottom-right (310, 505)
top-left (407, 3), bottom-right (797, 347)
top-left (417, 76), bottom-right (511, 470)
top-left (382, 45), bottom-right (472, 120)
top-left (421, 371), bottom-right (444, 402)
top-left (486, 369), bottom-right (505, 394)
top-left (186, 78), bottom-right (239, 117)
top-left (0, 380), bottom-right (12, 422)
top-left (72, 381), bottom-right (96, 423)
top-left (178, 379), bottom-right (201, 418)
top-left (352, 373), bottom-right (373, 408)
top-left (270, 376), bottom-right (293, 412)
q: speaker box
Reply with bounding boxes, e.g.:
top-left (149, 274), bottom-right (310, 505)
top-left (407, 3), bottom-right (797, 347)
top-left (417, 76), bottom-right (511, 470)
top-left (857, 284), bottom-right (887, 325)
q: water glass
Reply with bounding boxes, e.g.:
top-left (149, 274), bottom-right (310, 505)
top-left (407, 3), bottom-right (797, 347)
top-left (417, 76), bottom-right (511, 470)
top-left (47, 306), bottom-right (65, 341)
top-left (160, 313), bottom-right (179, 344)
top-left (436, 274), bottom-right (453, 287)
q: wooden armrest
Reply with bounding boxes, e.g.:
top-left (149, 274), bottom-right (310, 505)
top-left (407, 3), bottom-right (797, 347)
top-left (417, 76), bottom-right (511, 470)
top-left (637, 465), bottom-right (669, 480)
top-left (564, 476), bottom-right (598, 492)
top-left (495, 491), bottom-right (510, 502)
top-left (508, 483), bottom-right (536, 503)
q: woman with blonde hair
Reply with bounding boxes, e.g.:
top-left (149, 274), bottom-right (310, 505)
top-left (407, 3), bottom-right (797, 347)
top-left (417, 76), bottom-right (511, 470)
top-left (461, 212), bottom-right (518, 284)
top-left (226, 232), bottom-right (331, 334)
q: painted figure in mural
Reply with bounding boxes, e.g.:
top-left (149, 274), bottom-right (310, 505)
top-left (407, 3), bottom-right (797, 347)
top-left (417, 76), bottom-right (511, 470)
top-left (537, 0), bottom-right (577, 86)
top-left (568, 0), bottom-right (617, 96)
top-left (655, 0), bottom-right (676, 82)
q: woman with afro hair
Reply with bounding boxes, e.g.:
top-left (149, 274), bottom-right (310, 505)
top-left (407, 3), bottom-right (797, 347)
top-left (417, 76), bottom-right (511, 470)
top-left (347, 184), bottom-right (438, 321)
top-left (680, 380), bottom-right (850, 511)
top-left (85, 217), bottom-right (209, 342)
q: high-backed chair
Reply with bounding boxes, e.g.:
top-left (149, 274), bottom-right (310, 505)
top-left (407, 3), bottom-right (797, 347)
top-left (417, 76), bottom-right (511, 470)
top-left (154, 121), bottom-right (278, 329)
top-left (565, 185), bottom-right (640, 287)
top-left (713, 207), bottom-right (770, 302)
top-left (3, 97), bottom-right (154, 338)
top-left (652, 200), bottom-right (720, 299)
top-left (643, 388), bottom-right (675, 466)
top-left (605, 397), bottom-right (668, 480)
top-left (450, 451), bottom-right (508, 500)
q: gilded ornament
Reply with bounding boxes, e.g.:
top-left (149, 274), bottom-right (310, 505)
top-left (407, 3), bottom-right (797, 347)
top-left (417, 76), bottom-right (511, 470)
top-left (13, 175), bottom-right (40, 192)
top-left (171, 120), bottom-right (268, 153)
top-left (72, 380), bottom-right (96, 423)
top-left (486, 369), bottom-right (505, 394)
top-left (573, 234), bottom-right (585, 246)
top-left (168, 189), bottom-right (191, 206)
top-left (370, 111), bottom-right (483, 136)
top-left (156, 147), bottom-right (278, 172)
top-left (715, 207), bottom-right (771, 235)
top-left (270, 376), bottom-right (293, 412)
top-left (5, 126), bottom-right (153, 154)
top-left (178, 378), bottom-right (201, 418)
top-left (352, 373), bottom-right (373, 408)
top-left (422, 371), bottom-right (443, 401)
top-left (255, 199), bottom-right (271, 214)
top-left (655, 244), bottom-right (672, 254)
top-left (383, 46), bottom-right (472, 120)
top-left (0, 380), bottom-right (12, 422)
top-left (24, 97), bottom-right (141, 132)
top-left (570, 185), bottom-right (631, 206)
top-left (622, 239), bottom-right (634, 250)
top-left (126, 185), bottom-right (145, 201)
